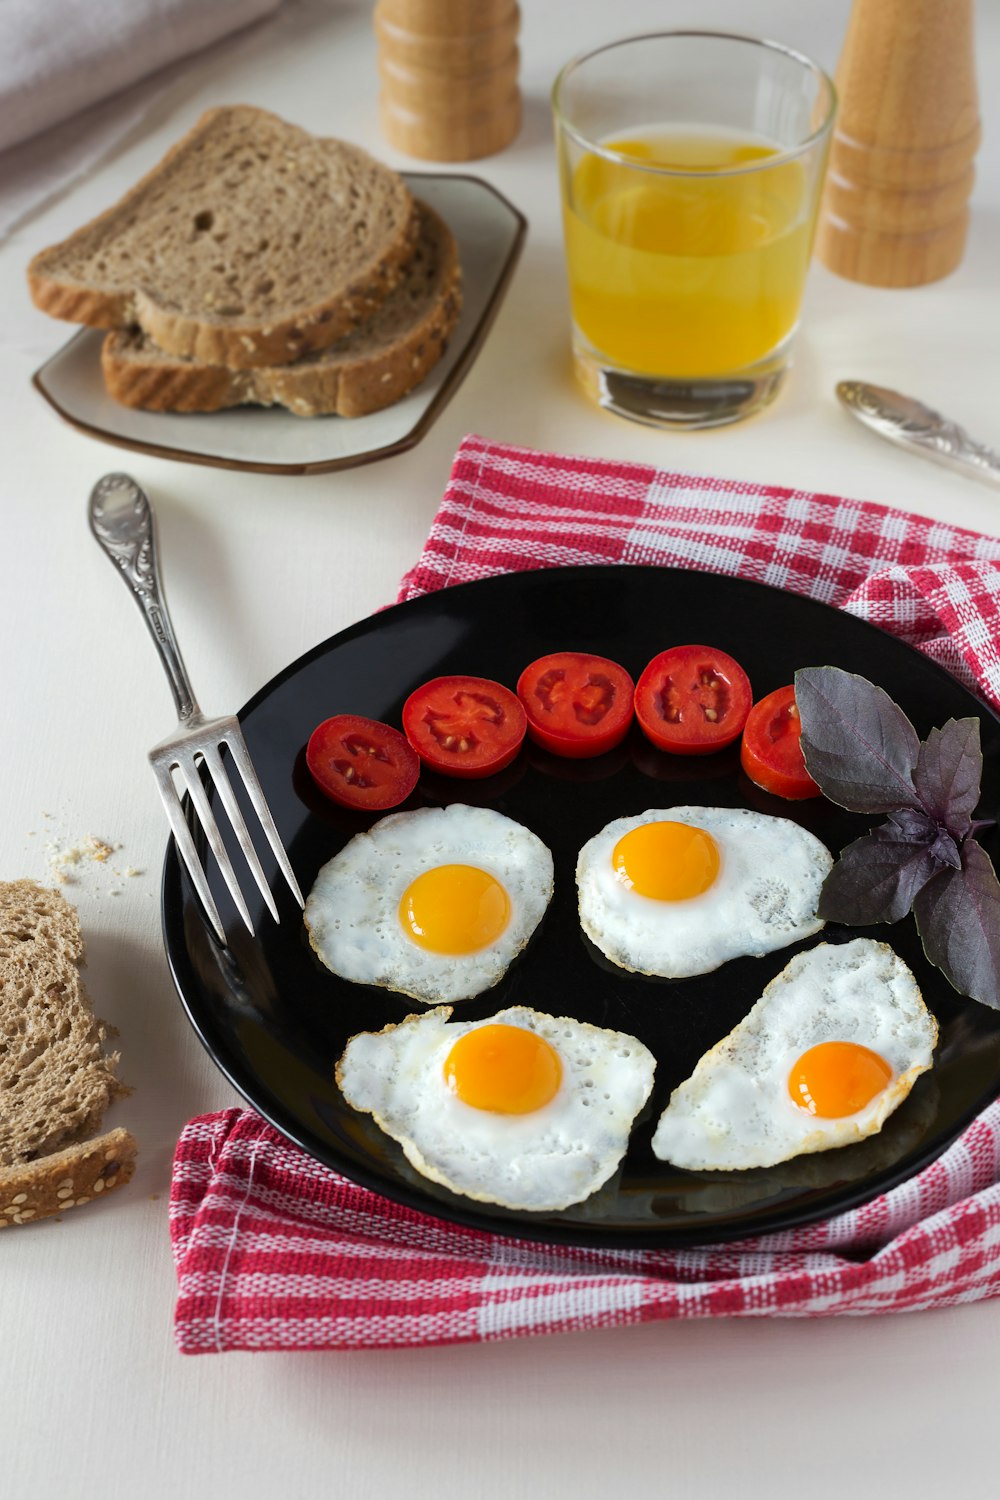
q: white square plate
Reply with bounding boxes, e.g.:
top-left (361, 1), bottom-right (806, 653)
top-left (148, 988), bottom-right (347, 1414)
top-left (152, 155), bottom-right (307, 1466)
top-left (32, 173), bottom-right (526, 475)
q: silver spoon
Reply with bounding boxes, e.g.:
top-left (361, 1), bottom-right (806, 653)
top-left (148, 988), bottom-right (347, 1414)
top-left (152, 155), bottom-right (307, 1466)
top-left (836, 381), bottom-right (1000, 490)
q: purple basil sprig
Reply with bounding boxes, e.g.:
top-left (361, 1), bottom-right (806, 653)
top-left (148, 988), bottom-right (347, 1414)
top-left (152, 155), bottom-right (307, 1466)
top-left (794, 666), bottom-right (1000, 1010)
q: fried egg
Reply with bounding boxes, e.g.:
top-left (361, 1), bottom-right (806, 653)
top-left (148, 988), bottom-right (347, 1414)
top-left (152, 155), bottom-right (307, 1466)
top-left (305, 804), bottom-right (553, 1004)
top-left (576, 806), bottom-right (832, 978)
top-left (336, 1005), bottom-right (657, 1210)
top-left (652, 938), bottom-right (937, 1170)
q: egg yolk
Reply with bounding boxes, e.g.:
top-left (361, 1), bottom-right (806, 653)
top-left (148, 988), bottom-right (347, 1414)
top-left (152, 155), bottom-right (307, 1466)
top-left (788, 1041), bottom-right (893, 1118)
top-left (612, 821), bottom-right (721, 901)
top-left (443, 1024), bottom-right (562, 1114)
top-left (399, 864), bottom-right (511, 955)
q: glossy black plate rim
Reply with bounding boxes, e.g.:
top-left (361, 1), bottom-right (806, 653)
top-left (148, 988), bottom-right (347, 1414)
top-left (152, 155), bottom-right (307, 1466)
top-left (161, 564), bottom-right (1000, 1249)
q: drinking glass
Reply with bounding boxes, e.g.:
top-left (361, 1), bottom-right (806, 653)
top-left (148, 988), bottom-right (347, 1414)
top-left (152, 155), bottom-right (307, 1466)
top-left (552, 32), bottom-right (836, 429)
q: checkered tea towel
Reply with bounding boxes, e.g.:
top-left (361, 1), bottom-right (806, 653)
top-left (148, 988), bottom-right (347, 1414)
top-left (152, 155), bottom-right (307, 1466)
top-left (171, 435), bottom-right (1000, 1353)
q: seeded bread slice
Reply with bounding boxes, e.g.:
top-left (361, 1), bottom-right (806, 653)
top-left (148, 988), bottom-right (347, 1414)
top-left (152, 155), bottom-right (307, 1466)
top-left (101, 199), bottom-right (463, 418)
top-left (0, 880), bottom-right (133, 1224)
top-left (0, 1129), bottom-right (137, 1227)
top-left (28, 105), bottom-right (419, 370)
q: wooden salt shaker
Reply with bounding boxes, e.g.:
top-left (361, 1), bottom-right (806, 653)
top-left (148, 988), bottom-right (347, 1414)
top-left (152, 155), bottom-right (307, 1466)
top-left (816, 0), bottom-right (980, 286)
top-left (375, 0), bottom-right (521, 161)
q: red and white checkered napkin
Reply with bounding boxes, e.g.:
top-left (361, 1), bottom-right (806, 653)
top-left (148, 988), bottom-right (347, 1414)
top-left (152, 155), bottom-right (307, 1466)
top-left (171, 435), bottom-right (1000, 1353)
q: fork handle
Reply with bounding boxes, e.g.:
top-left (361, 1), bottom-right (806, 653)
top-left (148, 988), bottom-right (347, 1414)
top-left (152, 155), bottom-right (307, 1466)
top-left (89, 473), bottom-right (200, 724)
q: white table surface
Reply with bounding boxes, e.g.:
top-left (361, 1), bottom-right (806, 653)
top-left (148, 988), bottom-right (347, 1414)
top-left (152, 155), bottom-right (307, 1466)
top-left (3, 1), bottom-right (999, 1493)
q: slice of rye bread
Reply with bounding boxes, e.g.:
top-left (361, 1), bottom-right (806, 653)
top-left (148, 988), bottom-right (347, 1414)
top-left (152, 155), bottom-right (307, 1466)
top-left (0, 1130), bottom-right (137, 1226)
top-left (101, 199), bottom-right (463, 418)
top-left (0, 880), bottom-right (135, 1225)
top-left (27, 105), bottom-right (419, 370)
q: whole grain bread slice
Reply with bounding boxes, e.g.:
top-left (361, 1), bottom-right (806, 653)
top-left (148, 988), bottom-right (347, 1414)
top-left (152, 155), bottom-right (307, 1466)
top-left (0, 1129), bottom-right (137, 1226)
top-left (101, 199), bottom-right (462, 418)
top-left (28, 105), bottom-right (419, 370)
top-left (0, 880), bottom-right (134, 1224)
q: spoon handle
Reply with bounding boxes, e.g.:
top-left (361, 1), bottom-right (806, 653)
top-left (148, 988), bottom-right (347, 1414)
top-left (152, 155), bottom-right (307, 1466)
top-left (88, 472), bottom-right (200, 722)
top-left (837, 381), bottom-right (1000, 491)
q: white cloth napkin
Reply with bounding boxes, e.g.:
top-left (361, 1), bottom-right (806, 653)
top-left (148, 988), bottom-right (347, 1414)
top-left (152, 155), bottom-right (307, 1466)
top-left (0, 0), bottom-right (284, 241)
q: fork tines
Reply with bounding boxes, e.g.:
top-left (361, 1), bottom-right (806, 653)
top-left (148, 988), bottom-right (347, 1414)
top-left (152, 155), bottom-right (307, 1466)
top-left (151, 714), bottom-right (303, 943)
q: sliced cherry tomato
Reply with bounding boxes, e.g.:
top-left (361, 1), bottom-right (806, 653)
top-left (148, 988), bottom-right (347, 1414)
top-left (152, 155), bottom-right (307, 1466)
top-left (516, 651), bottom-right (635, 759)
top-left (306, 714), bottom-right (419, 811)
top-left (402, 675), bottom-right (527, 779)
top-left (740, 685), bottom-right (822, 800)
top-left (634, 644), bottom-right (752, 755)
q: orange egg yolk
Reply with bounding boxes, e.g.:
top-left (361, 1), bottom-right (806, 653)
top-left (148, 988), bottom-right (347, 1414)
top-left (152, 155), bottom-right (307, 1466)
top-left (612, 821), bottom-right (721, 901)
top-left (443, 1024), bottom-right (562, 1114)
top-left (788, 1041), bottom-right (893, 1118)
top-left (399, 864), bottom-right (511, 955)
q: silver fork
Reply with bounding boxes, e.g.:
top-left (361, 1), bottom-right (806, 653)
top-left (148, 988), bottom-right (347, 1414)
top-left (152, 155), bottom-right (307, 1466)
top-left (88, 473), bottom-right (304, 943)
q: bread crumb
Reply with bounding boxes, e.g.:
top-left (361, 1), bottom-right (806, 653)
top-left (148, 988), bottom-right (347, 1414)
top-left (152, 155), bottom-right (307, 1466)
top-left (46, 834), bottom-right (119, 881)
top-left (38, 825), bottom-right (142, 896)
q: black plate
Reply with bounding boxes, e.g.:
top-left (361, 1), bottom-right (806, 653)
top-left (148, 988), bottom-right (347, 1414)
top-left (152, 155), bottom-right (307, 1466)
top-left (162, 566), bottom-right (1000, 1247)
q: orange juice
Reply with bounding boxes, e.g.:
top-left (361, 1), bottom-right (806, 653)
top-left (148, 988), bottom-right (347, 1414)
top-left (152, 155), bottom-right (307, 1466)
top-left (562, 129), bottom-right (814, 378)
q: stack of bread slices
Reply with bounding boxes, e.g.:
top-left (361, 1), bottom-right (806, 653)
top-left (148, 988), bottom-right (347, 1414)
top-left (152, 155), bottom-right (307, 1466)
top-left (1, 880), bottom-right (135, 1227)
top-left (28, 106), bottom-right (463, 418)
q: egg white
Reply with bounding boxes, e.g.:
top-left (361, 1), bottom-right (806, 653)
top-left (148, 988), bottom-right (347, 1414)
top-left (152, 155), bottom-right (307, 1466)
top-left (651, 938), bottom-right (938, 1170)
top-left (305, 804), bottom-right (554, 1004)
top-left (576, 806), bottom-right (833, 979)
top-left (336, 1005), bottom-right (657, 1210)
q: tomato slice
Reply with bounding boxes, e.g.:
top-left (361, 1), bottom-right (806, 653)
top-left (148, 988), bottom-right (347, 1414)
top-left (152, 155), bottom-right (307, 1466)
top-left (306, 714), bottom-right (419, 811)
top-left (516, 651), bottom-right (635, 759)
top-left (634, 645), bottom-right (752, 755)
top-left (402, 675), bottom-right (527, 779)
top-left (740, 685), bottom-right (822, 800)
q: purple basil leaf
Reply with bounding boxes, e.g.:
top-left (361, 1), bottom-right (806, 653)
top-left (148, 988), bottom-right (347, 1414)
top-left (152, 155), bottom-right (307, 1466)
top-left (929, 828), bottom-right (962, 869)
top-left (913, 717), bottom-right (983, 836)
top-left (873, 816), bottom-right (959, 866)
top-left (795, 667), bottom-right (922, 814)
top-left (883, 808), bottom-right (937, 843)
top-left (913, 840), bottom-right (1000, 1010)
top-left (817, 832), bottom-right (942, 925)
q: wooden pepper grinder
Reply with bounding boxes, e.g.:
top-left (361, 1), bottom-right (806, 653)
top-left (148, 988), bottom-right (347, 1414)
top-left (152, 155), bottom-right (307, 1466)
top-left (816, 0), bottom-right (980, 286)
top-left (375, 0), bottom-right (521, 161)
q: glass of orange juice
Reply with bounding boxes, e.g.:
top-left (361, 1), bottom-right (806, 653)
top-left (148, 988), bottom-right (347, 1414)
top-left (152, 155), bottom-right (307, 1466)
top-left (552, 32), bottom-right (836, 429)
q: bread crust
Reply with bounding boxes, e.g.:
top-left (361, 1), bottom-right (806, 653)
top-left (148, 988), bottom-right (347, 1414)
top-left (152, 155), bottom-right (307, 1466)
top-left (0, 1129), bottom-right (137, 1226)
top-left (0, 880), bottom-right (135, 1225)
top-left (27, 105), bottom-right (419, 369)
top-left (1, 879), bottom-right (130, 1168)
top-left (101, 201), bottom-right (463, 418)
top-left (100, 347), bottom-right (251, 414)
